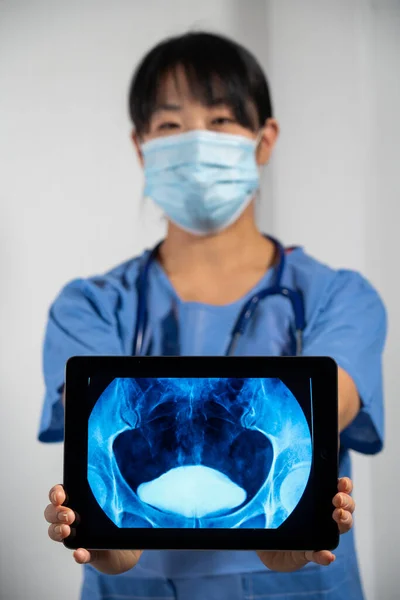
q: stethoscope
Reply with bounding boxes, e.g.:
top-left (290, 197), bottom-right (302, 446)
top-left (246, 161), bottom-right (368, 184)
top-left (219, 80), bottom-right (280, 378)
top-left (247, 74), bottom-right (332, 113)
top-left (133, 235), bottom-right (306, 357)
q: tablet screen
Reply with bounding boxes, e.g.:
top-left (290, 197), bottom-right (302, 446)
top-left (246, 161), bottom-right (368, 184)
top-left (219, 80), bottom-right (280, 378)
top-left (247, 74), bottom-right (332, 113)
top-left (87, 376), bottom-right (313, 530)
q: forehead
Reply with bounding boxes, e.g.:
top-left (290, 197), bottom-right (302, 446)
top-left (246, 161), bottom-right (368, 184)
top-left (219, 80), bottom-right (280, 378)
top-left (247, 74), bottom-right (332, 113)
top-left (155, 66), bottom-right (228, 105)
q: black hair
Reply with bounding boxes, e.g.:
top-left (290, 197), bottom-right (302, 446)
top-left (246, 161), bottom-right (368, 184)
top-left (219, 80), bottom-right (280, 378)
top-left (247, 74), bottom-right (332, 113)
top-left (128, 31), bottom-right (273, 135)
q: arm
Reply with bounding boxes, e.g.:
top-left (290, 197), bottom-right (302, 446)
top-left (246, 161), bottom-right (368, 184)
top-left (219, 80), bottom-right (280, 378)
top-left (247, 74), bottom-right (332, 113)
top-left (256, 270), bottom-right (386, 573)
top-left (338, 367), bottom-right (361, 432)
top-left (42, 281), bottom-right (142, 574)
top-left (303, 270), bottom-right (386, 454)
top-left (39, 278), bottom-right (124, 442)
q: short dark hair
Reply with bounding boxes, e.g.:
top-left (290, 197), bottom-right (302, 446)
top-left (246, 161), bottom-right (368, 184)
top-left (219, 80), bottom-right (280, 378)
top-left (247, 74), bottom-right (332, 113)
top-left (128, 31), bottom-right (273, 135)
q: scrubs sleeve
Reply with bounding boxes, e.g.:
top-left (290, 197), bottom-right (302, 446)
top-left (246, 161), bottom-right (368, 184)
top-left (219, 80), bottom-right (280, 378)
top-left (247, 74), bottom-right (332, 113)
top-left (38, 278), bottom-right (124, 443)
top-left (302, 270), bottom-right (387, 455)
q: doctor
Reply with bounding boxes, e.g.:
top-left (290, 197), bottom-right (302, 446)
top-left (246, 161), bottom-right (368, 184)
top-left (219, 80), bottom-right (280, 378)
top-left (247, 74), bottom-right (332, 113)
top-left (41, 32), bottom-right (386, 600)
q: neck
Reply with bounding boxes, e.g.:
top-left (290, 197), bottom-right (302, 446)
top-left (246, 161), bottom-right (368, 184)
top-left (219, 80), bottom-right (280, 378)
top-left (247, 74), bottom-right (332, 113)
top-left (159, 205), bottom-right (275, 276)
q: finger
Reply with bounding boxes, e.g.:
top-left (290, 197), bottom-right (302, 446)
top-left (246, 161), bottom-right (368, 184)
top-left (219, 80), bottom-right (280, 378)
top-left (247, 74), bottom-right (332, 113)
top-left (73, 548), bottom-right (98, 565)
top-left (333, 508), bottom-right (353, 534)
top-left (48, 523), bottom-right (71, 542)
top-left (49, 485), bottom-right (66, 506)
top-left (305, 550), bottom-right (336, 567)
top-left (332, 493), bottom-right (355, 513)
top-left (44, 504), bottom-right (76, 525)
top-left (337, 477), bottom-right (353, 495)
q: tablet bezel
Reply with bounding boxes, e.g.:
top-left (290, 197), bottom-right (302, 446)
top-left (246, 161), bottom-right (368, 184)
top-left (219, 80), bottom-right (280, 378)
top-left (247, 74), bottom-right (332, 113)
top-left (63, 356), bottom-right (339, 551)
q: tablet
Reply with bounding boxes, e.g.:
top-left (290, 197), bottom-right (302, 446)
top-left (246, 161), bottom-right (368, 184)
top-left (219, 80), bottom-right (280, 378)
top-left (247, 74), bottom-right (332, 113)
top-left (63, 356), bottom-right (338, 551)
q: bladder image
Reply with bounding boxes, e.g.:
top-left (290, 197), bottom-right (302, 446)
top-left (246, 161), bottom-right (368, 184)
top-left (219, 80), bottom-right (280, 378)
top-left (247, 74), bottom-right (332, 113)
top-left (88, 377), bottom-right (312, 529)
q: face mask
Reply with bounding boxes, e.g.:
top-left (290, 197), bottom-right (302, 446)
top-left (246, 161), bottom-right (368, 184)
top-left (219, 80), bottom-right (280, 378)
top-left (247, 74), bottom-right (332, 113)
top-left (142, 130), bottom-right (261, 235)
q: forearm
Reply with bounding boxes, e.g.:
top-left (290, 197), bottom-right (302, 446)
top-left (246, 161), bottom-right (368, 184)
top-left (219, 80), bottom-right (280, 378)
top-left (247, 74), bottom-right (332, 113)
top-left (338, 367), bottom-right (361, 432)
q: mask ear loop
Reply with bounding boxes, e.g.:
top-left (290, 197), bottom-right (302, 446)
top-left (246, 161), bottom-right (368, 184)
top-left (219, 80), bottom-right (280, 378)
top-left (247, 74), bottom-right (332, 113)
top-left (256, 127), bottom-right (264, 148)
top-left (251, 130), bottom-right (265, 211)
top-left (254, 129), bottom-right (265, 178)
top-left (255, 129), bottom-right (264, 149)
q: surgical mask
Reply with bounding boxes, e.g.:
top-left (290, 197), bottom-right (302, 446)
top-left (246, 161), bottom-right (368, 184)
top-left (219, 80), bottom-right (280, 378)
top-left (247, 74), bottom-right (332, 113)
top-left (142, 130), bottom-right (261, 235)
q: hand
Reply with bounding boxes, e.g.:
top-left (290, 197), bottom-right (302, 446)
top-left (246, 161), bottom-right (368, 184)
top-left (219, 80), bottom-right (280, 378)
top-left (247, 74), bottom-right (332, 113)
top-left (257, 477), bottom-right (355, 572)
top-left (44, 484), bottom-right (142, 575)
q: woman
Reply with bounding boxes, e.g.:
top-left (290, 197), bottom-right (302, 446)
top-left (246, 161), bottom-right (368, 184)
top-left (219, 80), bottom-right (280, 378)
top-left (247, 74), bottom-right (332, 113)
top-left (40, 32), bottom-right (386, 600)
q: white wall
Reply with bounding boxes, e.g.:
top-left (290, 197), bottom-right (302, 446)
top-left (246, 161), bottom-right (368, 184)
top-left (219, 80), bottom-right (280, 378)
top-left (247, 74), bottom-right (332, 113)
top-left (265, 1), bottom-right (400, 599)
top-left (1, 1), bottom-right (398, 599)
top-left (367, 2), bottom-right (400, 598)
top-left (0, 1), bottom-right (268, 599)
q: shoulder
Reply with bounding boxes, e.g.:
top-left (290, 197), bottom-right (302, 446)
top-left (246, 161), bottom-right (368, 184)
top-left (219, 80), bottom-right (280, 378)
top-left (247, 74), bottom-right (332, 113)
top-left (284, 248), bottom-right (387, 329)
top-left (50, 253), bottom-right (146, 317)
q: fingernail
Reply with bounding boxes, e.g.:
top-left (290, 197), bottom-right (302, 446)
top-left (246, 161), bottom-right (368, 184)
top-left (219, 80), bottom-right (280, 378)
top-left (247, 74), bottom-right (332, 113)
top-left (52, 492), bottom-right (57, 504)
top-left (339, 494), bottom-right (344, 507)
top-left (55, 525), bottom-right (62, 535)
top-left (58, 512), bottom-right (69, 522)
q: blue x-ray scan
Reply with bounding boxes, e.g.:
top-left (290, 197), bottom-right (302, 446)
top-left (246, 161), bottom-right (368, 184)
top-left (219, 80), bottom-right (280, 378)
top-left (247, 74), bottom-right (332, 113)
top-left (88, 378), bottom-right (312, 529)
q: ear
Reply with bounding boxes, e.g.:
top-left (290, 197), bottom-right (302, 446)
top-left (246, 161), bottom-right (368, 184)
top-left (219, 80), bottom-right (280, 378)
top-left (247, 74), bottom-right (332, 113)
top-left (256, 118), bottom-right (279, 166)
top-left (131, 130), bottom-right (144, 167)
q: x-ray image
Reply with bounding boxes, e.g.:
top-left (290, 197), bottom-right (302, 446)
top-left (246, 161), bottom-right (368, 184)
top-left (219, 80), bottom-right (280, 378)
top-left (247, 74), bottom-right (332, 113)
top-left (88, 377), bottom-right (312, 529)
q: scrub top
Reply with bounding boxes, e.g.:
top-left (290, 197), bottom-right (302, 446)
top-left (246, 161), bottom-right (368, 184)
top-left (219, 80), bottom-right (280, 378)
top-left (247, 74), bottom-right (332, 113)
top-left (38, 246), bottom-right (386, 600)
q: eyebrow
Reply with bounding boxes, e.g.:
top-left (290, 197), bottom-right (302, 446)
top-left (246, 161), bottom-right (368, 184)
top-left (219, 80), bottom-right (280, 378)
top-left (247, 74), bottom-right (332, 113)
top-left (207, 98), bottom-right (230, 107)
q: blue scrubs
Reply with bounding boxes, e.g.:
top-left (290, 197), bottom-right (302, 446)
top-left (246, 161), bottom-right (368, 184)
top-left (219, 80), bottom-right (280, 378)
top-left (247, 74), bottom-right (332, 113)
top-left (39, 247), bottom-right (386, 600)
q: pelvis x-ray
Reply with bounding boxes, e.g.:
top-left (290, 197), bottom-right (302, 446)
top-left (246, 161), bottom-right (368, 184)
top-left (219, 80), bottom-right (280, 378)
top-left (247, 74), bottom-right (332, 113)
top-left (88, 377), bottom-right (312, 529)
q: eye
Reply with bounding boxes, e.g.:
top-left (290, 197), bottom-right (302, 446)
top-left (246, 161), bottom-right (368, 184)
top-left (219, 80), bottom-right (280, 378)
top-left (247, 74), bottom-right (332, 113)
top-left (211, 117), bottom-right (236, 126)
top-left (157, 122), bottom-right (181, 131)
